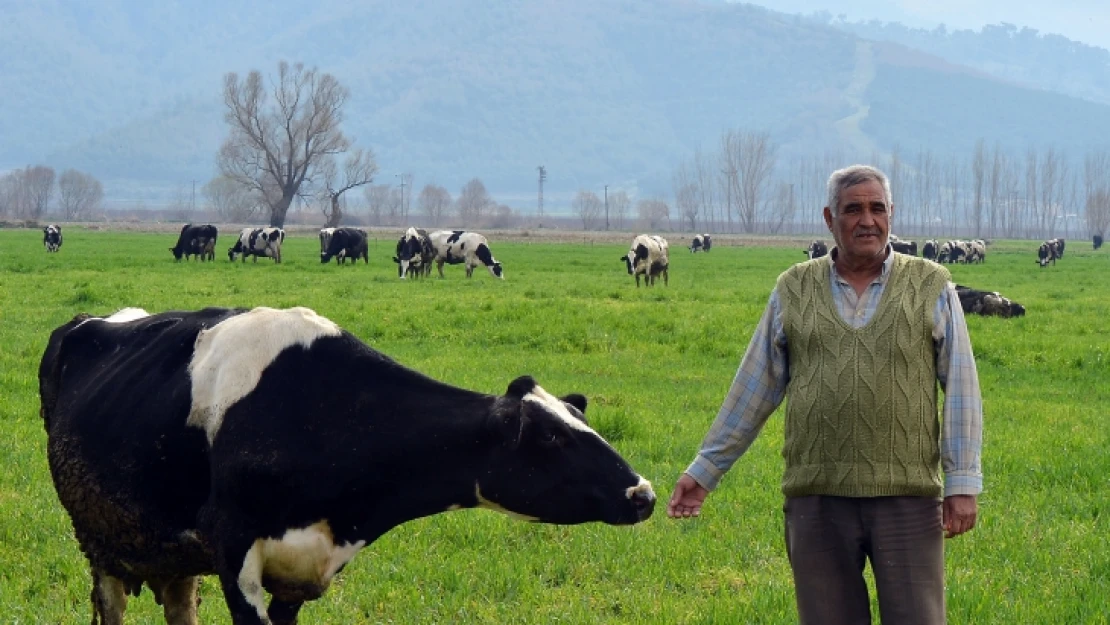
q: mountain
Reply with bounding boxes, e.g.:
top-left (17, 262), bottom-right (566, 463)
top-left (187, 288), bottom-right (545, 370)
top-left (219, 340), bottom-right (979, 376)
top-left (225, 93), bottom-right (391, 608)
top-left (2, 0), bottom-right (1109, 210)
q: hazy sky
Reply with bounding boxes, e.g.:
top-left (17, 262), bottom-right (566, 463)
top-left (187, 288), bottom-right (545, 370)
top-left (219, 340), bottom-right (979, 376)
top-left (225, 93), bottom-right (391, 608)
top-left (748, 0), bottom-right (1110, 50)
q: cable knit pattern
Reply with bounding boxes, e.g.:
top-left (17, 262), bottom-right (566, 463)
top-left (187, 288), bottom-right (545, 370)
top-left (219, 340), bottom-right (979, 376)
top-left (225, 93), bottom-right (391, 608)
top-left (778, 253), bottom-right (950, 497)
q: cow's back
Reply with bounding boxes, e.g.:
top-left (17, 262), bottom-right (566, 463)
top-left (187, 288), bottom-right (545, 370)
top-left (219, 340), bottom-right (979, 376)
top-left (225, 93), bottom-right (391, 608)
top-left (40, 307), bottom-right (246, 581)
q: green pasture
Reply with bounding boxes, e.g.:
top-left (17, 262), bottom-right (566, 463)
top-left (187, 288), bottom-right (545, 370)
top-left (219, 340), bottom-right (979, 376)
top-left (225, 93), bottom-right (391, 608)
top-left (0, 229), bottom-right (1106, 623)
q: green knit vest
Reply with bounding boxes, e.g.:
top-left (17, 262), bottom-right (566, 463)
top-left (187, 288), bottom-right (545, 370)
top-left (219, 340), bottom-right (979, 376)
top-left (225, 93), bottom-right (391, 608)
top-left (777, 253), bottom-right (950, 498)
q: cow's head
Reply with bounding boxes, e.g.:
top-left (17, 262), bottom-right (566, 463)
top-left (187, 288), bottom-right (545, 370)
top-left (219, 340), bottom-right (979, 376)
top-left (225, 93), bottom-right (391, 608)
top-left (476, 376), bottom-right (655, 526)
top-left (394, 234), bottom-right (422, 278)
top-left (984, 293), bottom-right (1026, 318)
top-left (620, 244), bottom-right (648, 275)
top-left (489, 262), bottom-right (503, 279)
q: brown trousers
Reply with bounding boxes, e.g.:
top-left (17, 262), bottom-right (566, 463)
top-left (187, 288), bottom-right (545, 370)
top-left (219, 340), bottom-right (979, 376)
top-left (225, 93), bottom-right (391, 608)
top-left (784, 495), bottom-right (945, 625)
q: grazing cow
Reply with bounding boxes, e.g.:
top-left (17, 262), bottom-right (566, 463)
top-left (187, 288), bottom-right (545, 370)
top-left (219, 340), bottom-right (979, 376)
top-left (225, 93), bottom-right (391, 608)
top-left (392, 227), bottom-right (434, 278)
top-left (890, 240), bottom-right (918, 256)
top-left (1049, 238), bottom-right (1066, 258)
top-left (428, 230), bottom-right (504, 279)
top-left (689, 234), bottom-right (712, 253)
top-left (955, 285), bottom-right (1026, 318)
top-left (320, 227), bottom-right (369, 264)
top-left (39, 306), bottom-right (655, 625)
top-left (229, 227), bottom-right (285, 263)
top-left (1036, 240), bottom-right (1059, 267)
top-left (938, 240), bottom-right (965, 264)
top-left (964, 240), bottom-right (986, 264)
top-left (170, 224), bottom-right (218, 262)
top-left (803, 240), bottom-right (828, 260)
top-left (922, 240), bottom-right (939, 261)
top-left (1095, 234), bottom-right (1104, 250)
top-left (319, 228), bottom-right (336, 255)
top-left (621, 234), bottom-right (669, 287)
top-left (43, 224), bottom-right (63, 252)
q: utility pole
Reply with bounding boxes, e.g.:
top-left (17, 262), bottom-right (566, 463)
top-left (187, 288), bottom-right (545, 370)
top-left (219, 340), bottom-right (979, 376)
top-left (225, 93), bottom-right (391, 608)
top-left (604, 184), bottom-right (609, 230)
top-left (395, 173), bottom-right (407, 219)
top-left (537, 165), bottom-right (546, 221)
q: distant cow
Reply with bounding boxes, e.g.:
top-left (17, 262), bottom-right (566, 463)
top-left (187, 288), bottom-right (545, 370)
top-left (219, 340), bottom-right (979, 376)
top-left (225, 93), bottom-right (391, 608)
top-left (938, 240), bottom-right (965, 264)
top-left (39, 306), bottom-right (655, 625)
top-left (890, 240), bottom-right (918, 256)
top-left (321, 227), bottom-right (369, 264)
top-left (803, 240), bottom-right (828, 260)
top-left (1095, 234), bottom-right (1104, 250)
top-left (229, 227), bottom-right (285, 263)
top-left (43, 224), bottom-right (63, 252)
top-left (1036, 240), bottom-right (1058, 267)
top-left (955, 285), bottom-right (1026, 318)
top-left (1049, 238), bottom-right (1066, 258)
top-left (392, 227), bottom-right (434, 278)
top-left (428, 230), bottom-right (504, 278)
top-left (621, 234), bottom-right (669, 287)
top-left (922, 240), bottom-right (939, 261)
top-left (689, 234), bottom-right (712, 253)
top-left (169, 224), bottom-right (218, 262)
top-left (964, 240), bottom-right (985, 264)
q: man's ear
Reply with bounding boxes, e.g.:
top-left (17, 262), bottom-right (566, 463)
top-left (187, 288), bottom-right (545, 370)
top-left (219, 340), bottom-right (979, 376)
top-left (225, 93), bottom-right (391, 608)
top-left (823, 206), bottom-right (834, 232)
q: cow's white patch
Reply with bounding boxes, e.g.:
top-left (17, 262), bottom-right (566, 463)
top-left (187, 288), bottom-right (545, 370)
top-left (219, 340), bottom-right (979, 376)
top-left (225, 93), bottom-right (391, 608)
top-left (104, 308), bottom-right (151, 323)
top-left (237, 542), bottom-right (270, 621)
top-left (259, 521), bottom-right (365, 591)
top-left (187, 307), bottom-right (341, 442)
top-left (627, 478), bottom-right (655, 501)
top-left (475, 483), bottom-right (539, 521)
top-left (523, 385), bottom-right (594, 434)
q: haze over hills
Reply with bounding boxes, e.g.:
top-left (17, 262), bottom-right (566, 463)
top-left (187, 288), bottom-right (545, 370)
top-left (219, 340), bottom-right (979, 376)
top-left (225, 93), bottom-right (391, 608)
top-left (3, 0), bottom-right (1110, 211)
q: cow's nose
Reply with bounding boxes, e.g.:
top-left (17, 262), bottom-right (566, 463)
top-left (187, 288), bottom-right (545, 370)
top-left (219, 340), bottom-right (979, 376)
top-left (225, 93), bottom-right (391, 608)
top-left (630, 487), bottom-right (656, 521)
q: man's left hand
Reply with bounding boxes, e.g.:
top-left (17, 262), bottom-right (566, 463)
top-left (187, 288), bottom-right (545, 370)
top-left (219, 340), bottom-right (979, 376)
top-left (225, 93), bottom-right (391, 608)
top-left (943, 494), bottom-right (978, 538)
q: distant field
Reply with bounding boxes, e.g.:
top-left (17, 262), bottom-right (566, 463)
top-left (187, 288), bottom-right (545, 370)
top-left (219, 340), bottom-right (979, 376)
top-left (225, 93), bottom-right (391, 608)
top-left (0, 228), bottom-right (1107, 624)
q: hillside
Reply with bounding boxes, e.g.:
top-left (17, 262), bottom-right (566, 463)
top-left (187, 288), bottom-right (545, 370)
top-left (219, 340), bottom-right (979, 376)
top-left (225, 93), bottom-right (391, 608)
top-left (2, 0), bottom-right (1110, 208)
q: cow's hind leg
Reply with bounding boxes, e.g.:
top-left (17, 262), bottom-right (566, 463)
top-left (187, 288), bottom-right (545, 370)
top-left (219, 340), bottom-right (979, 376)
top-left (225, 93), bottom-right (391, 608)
top-left (90, 568), bottom-right (129, 625)
top-left (268, 598), bottom-right (304, 625)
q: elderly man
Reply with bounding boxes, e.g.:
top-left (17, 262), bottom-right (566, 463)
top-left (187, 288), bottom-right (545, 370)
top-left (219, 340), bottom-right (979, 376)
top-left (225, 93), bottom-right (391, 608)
top-left (668, 164), bottom-right (982, 625)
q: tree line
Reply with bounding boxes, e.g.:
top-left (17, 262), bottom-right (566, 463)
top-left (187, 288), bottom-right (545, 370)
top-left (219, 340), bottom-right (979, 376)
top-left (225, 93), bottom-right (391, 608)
top-left (0, 166), bottom-right (104, 222)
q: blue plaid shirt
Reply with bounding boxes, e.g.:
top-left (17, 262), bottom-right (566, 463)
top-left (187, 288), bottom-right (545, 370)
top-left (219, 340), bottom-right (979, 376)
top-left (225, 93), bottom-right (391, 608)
top-left (686, 248), bottom-right (983, 497)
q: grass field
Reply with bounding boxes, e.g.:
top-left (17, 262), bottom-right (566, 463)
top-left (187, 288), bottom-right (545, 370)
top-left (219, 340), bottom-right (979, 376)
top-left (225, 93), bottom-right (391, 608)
top-left (0, 228), bottom-right (1107, 624)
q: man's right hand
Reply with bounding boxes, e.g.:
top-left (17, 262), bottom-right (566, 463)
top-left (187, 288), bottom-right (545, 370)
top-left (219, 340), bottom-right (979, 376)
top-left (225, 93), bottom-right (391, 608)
top-left (667, 473), bottom-right (709, 519)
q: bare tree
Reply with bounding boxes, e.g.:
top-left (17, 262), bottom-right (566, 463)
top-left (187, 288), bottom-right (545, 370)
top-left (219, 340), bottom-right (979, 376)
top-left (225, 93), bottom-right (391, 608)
top-left (693, 146), bottom-right (717, 230)
top-left (418, 184), bottom-right (452, 227)
top-left (767, 181), bottom-right (796, 234)
top-left (57, 170), bottom-right (104, 221)
top-left (204, 175), bottom-right (260, 222)
top-left (219, 61), bottom-right (354, 228)
top-left (25, 166), bottom-right (55, 220)
top-left (572, 190), bottom-right (603, 230)
top-left (672, 163), bottom-right (699, 231)
top-left (489, 203), bottom-right (515, 229)
top-left (971, 140), bottom-right (986, 238)
top-left (637, 198), bottom-right (670, 230)
top-left (364, 184), bottom-right (392, 226)
top-left (456, 178), bottom-right (491, 226)
top-left (721, 130), bottom-right (776, 233)
top-left (318, 149), bottom-right (378, 227)
top-left (609, 190), bottom-right (630, 230)
top-left (1085, 149), bottom-right (1110, 240)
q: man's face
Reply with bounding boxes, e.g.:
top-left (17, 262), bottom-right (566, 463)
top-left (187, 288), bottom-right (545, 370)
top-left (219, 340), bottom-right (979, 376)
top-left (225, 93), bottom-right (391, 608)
top-left (823, 179), bottom-right (892, 262)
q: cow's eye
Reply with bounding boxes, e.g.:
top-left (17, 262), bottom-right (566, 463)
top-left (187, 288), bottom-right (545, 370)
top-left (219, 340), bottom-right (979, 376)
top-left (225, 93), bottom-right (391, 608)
top-left (541, 431), bottom-right (561, 446)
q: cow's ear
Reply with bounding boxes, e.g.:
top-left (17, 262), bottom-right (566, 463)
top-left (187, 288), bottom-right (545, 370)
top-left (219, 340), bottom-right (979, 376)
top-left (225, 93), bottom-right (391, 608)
top-left (505, 375), bottom-right (536, 399)
top-left (561, 393), bottom-right (587, 415)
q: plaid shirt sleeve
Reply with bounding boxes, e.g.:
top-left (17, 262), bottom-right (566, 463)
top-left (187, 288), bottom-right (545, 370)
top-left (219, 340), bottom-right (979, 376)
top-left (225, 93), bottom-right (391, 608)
top-left (935, 282), bottom-right (984, 496)
top-left (685, 290), bottom-right (788, 491)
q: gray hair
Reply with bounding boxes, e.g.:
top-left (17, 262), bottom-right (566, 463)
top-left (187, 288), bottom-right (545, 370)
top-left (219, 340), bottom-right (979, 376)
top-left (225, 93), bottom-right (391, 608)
top-left (826, 165), bottom-right (892, 213)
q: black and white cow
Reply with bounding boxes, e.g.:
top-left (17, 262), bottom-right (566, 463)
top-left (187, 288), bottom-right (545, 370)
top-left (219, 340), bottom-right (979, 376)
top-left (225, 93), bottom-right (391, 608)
top-left (170, 224), bottom-right (218, 262)
top-left (392, 227), bottom-right (434, 278)
top-left (621, 234), bottom-right (669, 287)
top-left (937, 240), bottom-right (965, 264)
top-left (803, 240), bottom-right (828, 260)
top-left (955, 285), bottom-right (1026, 318)
top-left (1036, 240), bottom-right (1058, 267)
top-left (689, 234), bottom-right (712, 253)
top-left (320, 227), bottom-right (368, 264)
top-left (1049, 238), bottom-right (1066, 258)
top-left (1095, 234), bottom-right (1104, 250)
top-left (39, 306), bottom-right (655, 625)
top-left (922, 240), bottom-right (939, 262)
top-left (43, 224), bottom-right (63, 252)
top-left (229, 227), bottom-right (285, 263)
top-left (890, 239), bottom-right (918, 256)
top-left (964, 240), bottom-right (986, 264)
top-left (428, 230), bottom-right (504, 279)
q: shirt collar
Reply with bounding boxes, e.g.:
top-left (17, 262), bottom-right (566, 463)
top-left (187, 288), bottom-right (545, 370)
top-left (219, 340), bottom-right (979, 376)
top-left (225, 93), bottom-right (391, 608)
top-left (828, 244), bottom-right (894, 286)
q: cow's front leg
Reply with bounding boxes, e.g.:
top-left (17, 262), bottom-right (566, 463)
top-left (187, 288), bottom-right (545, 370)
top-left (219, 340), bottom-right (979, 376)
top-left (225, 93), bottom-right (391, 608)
top-left (268, 598), bottom-right (304, 625)
top-left (155, 576), bottom-right (201, 625)
top-left (90, 568), bottom-right (129, 625)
